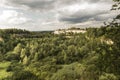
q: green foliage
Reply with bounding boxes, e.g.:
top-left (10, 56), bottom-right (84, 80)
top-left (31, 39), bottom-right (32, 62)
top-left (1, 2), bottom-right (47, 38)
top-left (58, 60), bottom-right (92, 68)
top-left (0, 54), bottom-right (4, 61)
top-left (0, 26), bottom-right (120, 80)
top-left (5, 52), bottom-right (20, 61)
top-left (13, 43), bottom-right (22, 55)
top-left (6, 70), bottom-right (38, 80)
top-left (0, 62), bottom-right (12, 79)
top-left (51, 63), bottom-right (85, 80)
top-left (0, 1), bottom-right (119, 79)
top-left (99, 73), bottom-right (118, 80)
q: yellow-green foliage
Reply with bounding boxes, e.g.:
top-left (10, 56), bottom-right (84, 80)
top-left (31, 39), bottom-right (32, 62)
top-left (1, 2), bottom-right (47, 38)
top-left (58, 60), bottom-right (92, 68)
top-left (0, 62), bottom-right (12, 79)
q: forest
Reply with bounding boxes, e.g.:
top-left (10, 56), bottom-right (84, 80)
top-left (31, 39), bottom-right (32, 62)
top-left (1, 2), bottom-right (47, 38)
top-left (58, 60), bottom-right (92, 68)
top-left (0, 23), bottom-right (120, 80)
top-left (0, 0), bottom-right (120, 80)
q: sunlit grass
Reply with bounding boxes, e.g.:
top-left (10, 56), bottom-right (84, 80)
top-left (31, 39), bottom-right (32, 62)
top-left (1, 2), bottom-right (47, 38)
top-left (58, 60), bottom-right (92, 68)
top-left (0, 61), bottom-right (12, 79)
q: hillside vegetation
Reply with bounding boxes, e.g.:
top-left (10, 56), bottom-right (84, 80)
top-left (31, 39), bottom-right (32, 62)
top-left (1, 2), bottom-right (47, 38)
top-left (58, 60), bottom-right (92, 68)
top-left (0, 26), bottom-right (120, 80)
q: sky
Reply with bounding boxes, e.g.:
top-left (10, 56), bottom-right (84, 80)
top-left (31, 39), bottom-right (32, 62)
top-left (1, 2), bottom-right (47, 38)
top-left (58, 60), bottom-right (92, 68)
top-left (0, 0), bottom-right (118, 31)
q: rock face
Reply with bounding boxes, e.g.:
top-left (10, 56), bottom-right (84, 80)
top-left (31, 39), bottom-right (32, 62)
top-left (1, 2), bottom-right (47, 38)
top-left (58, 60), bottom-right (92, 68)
top-left (0, 37), bottom-right (3, 42)
top-left (54, 29), bottom-right (86, 34)
top-left (100, 37), bottom-right (114, 45)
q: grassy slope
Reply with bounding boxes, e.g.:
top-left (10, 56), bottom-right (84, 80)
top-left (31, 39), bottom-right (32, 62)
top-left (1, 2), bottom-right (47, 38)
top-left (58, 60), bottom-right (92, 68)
top-left (0, 62), bottom-right (12, 79)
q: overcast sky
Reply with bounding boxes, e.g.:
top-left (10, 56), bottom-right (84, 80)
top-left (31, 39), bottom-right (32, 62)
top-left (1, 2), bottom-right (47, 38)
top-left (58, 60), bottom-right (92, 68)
top-left (0, 0), bottom-right (118, 31)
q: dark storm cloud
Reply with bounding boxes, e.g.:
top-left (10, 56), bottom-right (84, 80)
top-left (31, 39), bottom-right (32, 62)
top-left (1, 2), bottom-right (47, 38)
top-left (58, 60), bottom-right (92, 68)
top-left (58, 10), bottom-right (110, 23)
top-left (57, 0), bottom-right (114, 24)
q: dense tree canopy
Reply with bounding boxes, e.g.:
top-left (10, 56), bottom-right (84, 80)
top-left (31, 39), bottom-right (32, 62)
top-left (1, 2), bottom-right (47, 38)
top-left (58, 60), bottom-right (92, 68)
top-left (0, 25), bottom-right (119, 80)
top-left (0, 0), bottom-right (120, 80)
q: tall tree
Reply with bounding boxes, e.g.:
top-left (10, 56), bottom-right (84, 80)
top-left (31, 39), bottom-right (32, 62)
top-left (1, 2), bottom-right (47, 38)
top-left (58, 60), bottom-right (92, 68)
top-left (108, 0), bottom-right (120, 27)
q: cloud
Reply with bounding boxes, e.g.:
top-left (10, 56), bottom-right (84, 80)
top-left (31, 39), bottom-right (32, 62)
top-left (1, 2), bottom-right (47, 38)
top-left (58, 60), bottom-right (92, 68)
top-left (0, 10), bottom-right (31, 25)
top-left (0, 0), bottom-right (117, 30)
top-left (1, 0), bottom-right (56, 11)
top-left (57, 1), bottom-right (115, 24)
top-left (1, 0), bottom-right (113, 11)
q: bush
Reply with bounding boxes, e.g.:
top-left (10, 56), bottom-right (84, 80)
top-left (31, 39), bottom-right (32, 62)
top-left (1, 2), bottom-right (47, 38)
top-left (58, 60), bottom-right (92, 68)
top-left (99, 73), bottom-right (118, 80)
top-left (9, 70), bottom-right (38, 80)
top-left (5, 52), bottom-right (20, 61)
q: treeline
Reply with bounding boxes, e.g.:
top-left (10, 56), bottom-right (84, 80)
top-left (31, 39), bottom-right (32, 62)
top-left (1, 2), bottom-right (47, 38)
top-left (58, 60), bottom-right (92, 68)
top-left (0, 28), bottom-right (53, 39)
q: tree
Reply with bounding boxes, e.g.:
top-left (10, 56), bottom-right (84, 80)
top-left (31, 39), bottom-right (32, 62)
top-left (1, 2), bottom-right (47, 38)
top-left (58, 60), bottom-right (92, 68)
top-left (13, 43), bottom-right (22, 55)
top-left (23, 56), bottom-right (29, 65)
top-left (8, 70), bottom-right (38, 80)
top-left (34, 52), bottom-right (40, 61)
top-left (107, 0), bottom-right (120, 27)
top-left (20, 48), bottom-right (26, 59)
top-left (5, 52), bottom-right (20, 61)
top-left (51, 63), bottom-right (84, 80)
top-left (99, 73), bottom-right (118, 80)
